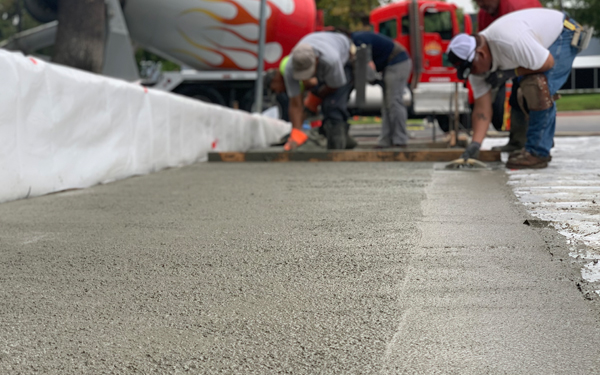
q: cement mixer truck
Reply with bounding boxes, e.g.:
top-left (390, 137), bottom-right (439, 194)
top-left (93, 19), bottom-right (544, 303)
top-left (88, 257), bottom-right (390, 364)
top-left (3, 0), bottom-right (319, 112)
top-left (4, 0), bottom-right (471, 126)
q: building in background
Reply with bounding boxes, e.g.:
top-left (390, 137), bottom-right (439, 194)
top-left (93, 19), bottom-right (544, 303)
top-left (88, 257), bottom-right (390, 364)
top-left (560, 37), bottom-right (600, 93)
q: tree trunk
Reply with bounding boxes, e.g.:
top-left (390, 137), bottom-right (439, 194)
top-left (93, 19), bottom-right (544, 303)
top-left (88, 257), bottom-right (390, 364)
top-left (53, 0), bottom-right (106, 73)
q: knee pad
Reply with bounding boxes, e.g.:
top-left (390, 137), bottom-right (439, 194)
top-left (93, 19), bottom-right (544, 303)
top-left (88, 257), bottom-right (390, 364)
top-left (520, 74), bottom-right (553, 112)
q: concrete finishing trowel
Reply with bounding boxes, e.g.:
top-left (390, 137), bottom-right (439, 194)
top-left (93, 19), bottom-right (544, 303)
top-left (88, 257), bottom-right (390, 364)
top-left (445, 158), bottom-right (488, 169)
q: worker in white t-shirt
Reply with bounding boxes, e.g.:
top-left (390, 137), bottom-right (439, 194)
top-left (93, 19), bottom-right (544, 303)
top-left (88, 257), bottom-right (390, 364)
top-left (446, 8), bottom-right (582, 169)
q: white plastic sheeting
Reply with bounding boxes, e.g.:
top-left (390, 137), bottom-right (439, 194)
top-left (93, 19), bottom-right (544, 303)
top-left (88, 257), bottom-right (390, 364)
top-left (0, 50), bottom-right (290, 203)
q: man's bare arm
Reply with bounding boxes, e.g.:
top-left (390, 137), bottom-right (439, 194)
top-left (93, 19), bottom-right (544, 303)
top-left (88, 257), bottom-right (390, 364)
top-left (317, 85), bottom-right (337, 98)
top-left (302, 78), bottom-right (319, 90)
top-left (516, 54), bottom-right (555, 76)
top-left (471, 91), bottom-right (493, 144)
top-left (289, 95), bottom-right (304, 130)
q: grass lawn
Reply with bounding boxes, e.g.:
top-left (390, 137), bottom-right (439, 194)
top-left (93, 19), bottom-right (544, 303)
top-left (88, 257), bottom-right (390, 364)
top-left (348, 116), bottom-right (422, 125)
top-left (348, 94), bottom-right (600, 124)
top-left (556, 93), bottom-right (600, 112)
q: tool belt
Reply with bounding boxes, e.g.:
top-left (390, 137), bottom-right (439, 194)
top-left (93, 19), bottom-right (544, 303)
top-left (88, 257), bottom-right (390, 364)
top-left (564, 18), bottom-right (594, 52)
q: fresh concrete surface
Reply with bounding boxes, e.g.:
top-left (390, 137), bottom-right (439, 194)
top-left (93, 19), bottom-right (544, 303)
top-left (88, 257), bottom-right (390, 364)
top-left (0, 162), bottom-right (599, 373)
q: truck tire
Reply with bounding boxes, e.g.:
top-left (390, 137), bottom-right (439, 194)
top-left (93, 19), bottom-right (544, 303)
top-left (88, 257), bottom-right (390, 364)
top-left (435, 115), bottom-right (450, 133)
top-left (276, 93), bottom-right (289, 121)
top-left (436, 113), bottom-right (471, 133)
top-left (175, 85), bottom-right (226, 107)
top-left (240, 91), bottom-right (289, 121)
top-left (24, 0), bottom-right (58, 23)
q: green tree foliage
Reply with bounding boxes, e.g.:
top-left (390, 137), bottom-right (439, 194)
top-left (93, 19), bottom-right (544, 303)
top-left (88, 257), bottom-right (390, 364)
top-left (135, 49), bottom-right (180, 73)
top-left (0, 0), bottom-right (40, 40)
top-left (544, 0), bottom-right (600, 36)
top-left (316, 0), bottom-right (391, 30)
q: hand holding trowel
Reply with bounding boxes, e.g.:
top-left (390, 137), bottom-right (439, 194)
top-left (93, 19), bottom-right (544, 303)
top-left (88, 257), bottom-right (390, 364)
top-left (445, 141), bottom-right (488, 169)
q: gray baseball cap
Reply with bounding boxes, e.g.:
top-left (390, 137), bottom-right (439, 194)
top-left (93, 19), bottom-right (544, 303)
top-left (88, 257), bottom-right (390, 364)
top-left (291, 43), bottom-right (316, 81)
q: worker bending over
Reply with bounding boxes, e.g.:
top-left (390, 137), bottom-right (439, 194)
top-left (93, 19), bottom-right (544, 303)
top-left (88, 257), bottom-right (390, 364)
top-left (475, 0), bottom-right (542, 153)
top-left (265, 56), bottom-right (318, 97)
top-left (352, 31), bottom-right (412, 148)
top-left (283, 32), bottom-right (354, 151)
top-left (447, 8), bottom-right (582, 169)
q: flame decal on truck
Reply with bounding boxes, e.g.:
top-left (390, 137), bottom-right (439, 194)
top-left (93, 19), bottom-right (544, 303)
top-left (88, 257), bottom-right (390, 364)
top-left (174, 0), bottom-right (294, 70)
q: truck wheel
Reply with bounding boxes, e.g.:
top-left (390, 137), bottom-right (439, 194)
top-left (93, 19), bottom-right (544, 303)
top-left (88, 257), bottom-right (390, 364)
top-left (436, 113), bottom-right (472, 133)
top-left (436, 115), bottom-right (450, 133)
top-left (240, 91), bottom-right (289, 121)
top-left (239, 90), bottom-right (261, 113)
top-left (24, 0), bottom-right (58, 23)
top-left (461, 112), bottom-right (471, 130)
top-left (276, 93), bottom-right (289, 121)
top-left (175, 85), bottom-right (226, 107)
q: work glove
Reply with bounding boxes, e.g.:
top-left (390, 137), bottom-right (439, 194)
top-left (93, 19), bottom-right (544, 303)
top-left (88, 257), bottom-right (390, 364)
top-left (461, 141), bottom-right (481, 161)
top-left (485, 69), bottom-right (518, 89)
top-left (303, 92), bottom-right (322, 114)
top-left (284, 128), bottom-right (309, 151)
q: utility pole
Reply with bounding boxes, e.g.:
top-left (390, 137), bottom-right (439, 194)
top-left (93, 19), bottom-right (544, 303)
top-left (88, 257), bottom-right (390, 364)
top-left (253, 0), bottom-right (267, 113)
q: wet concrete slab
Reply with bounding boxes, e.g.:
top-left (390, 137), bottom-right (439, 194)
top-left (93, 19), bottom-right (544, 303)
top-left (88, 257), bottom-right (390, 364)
top-left (0, 162), bottom-right (599, 373)
top-left (381, 167), bottom-right (600, 374)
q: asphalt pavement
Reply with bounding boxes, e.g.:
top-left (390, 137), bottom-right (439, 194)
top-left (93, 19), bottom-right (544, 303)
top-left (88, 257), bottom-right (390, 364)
top-left (1, 161), bottom-right (600, 374)
top-left (349, 110), bottom-right (600, 148)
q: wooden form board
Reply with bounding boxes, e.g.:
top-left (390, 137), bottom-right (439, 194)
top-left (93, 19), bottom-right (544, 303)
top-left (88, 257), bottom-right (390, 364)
top-left (208, 149), bottom-right (501, 162)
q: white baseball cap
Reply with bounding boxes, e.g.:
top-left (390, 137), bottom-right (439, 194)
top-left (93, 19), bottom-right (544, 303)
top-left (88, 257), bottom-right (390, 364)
top-left (447, 34), bottom-right (476, 79)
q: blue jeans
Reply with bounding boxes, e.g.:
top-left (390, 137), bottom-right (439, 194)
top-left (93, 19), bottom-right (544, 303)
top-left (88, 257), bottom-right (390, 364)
top-left (525, 22), bottom-right (579, 157)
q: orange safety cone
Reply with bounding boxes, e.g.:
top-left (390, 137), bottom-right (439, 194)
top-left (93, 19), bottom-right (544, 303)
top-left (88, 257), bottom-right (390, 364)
top-left (502, 80), bottom-right (513, 131)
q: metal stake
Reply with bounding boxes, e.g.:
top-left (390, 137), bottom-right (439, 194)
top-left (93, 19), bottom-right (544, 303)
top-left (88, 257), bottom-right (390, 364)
top-left (454, 82), bottom-right (459, 146)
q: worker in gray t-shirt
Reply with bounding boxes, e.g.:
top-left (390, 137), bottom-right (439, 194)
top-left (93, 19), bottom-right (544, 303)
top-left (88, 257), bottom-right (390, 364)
top-left (282, 32), bottom-right (355, 151)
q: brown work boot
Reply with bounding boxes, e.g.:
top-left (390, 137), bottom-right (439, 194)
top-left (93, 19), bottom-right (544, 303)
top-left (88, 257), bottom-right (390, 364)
top-left (505, 150), bottom-right (549, 169)
top-left (508, 149), bottom-right (552, 162)
top-left (508, 149), bottom-right (525, 160)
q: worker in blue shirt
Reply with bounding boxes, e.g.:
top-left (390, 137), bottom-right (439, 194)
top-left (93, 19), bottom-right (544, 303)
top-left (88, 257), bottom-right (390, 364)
top-left (352, 31), bottom-right (412, 148)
